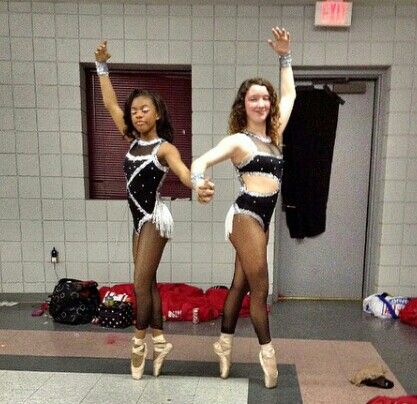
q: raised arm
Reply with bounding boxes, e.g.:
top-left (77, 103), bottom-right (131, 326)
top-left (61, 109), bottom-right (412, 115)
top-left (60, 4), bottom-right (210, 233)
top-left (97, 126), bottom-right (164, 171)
top-left (268, 27), bottom-right (296, 136)
top-left (94, 41), bottom-right (127, 139)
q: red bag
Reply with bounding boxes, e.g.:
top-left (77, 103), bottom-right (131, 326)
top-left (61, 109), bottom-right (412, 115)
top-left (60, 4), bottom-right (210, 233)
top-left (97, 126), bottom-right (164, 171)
top-left (399, 298), bottom-right (417, 327)
top-left (205, 286), bottom-right (228, 313)
top-left (205, 286), bottom-right (251, 317)
top-left (158, 283), bottom-right (204, 298)
top-left (158, 283), bottom-right (204, 321)
top-left (181, 296), bottom-right (219, 322)
top-left (158, 283), bottom-right (220, 322)
top-left (367, 395), bottom-right (417, 404)
top-left (99, 284), bottom-right (137, 314)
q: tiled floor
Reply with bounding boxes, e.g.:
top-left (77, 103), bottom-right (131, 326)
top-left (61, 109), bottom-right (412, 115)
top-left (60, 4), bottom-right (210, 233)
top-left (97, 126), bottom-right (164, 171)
top-left (0, 300), bottom-right (416, 403)
top-left (0, 371), bottom-right (249, 404)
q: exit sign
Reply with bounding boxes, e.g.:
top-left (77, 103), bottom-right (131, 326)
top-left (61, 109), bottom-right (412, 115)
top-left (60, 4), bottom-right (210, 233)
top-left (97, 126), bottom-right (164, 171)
top-left (315, 1), bottom-right (352, 27)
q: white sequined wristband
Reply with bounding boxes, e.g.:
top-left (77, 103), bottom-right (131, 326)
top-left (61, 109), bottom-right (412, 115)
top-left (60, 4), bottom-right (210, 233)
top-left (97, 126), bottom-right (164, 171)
top-left (191, 173), bottom-right (204, 189)
top-left (279, 52), bottom-right (292, 68)
top-left (95, 61), bottom-right (109, 76)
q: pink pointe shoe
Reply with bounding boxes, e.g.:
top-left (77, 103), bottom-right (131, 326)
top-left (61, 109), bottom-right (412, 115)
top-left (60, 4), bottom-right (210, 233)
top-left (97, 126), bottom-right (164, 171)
top-left (259, 349), bottom-right (278, 388)
top-left (153, 340), bottom-right (173, 377)
top-left (213, 339), bottom-right (232, 379)
top-left (131, 338), bottom-right (147, 380)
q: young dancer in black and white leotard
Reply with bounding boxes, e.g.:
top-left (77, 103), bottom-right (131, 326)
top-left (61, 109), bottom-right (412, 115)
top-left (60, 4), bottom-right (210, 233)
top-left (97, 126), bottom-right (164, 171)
top-left (124, 131), bottom-right (172, 237)
top-left (95, 42), bottom-right (213, 380)
top-left (191, 27), bottom-right (296, 389)
top-left (226, 130), bottom-right (284, 236)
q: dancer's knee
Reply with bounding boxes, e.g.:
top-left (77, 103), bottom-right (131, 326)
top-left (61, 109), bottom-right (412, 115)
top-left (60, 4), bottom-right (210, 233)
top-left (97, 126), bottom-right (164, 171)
top-left (250, 280), bottom-right (269, 303)
top-left (134, 283), bottom-right (150, 297)
top-left (229, 281), bottom-right (247, 296)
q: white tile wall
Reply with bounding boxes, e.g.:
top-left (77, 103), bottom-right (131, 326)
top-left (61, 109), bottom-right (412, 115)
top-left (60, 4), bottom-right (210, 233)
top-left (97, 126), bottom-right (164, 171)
top-left (88, 262), bottom-right (109, 283)
top-left (66, 262), bottom-right (88, 280)
top-left (42, 199), bottom-right (64, 221)
top-left (65, 241), bottom-right (87, 262)
top-left (0, 242), bottom-right (22, 262)
top-left (33, 14), bottom-right (55, 37)
top-left (0, 220), bottom-right (21, 241)
top-left (0, 199), bottom-right (19, 219)
top-left (19, 176), bottom-right (41, 198)
top-left (20, 199), bottom-right (41, 220)
top-left (41, 177), bottom-right (63, 199)
top-left (105, 220), bottom-right (126, 242)
top-left (17, 154), bottom-right (39, 176)
top-left (1, 1), bottom-right (417, 296)
top-left (169, 41), bottom-right (191, 64)
top-left (16, 131), bottom-right (37, 153)
top-left (55, 14), bottom-right (79, 38)
top-left (33, 38), bottom-right (56, 61)
top-left (15, 108), bottom-right (37, 132)
top-left (1, 85), bottom-right (12, 107)
top-left (0, 37), bottom-right (10, 59)
top-left (40, 155), bottom-right (61, 177)
top-left (60, 132), bottom-right (83, 154)
top-left (34, 62), bottom-right (57, 85)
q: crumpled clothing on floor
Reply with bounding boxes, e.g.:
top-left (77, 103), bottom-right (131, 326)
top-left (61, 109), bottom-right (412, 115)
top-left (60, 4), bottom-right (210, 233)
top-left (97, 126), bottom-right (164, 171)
top-left (350, 363), bottom-right (387, 386)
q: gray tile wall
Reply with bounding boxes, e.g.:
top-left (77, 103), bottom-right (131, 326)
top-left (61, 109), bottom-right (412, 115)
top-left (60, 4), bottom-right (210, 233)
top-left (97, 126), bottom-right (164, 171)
top-left (0, 0), bottom-right (416, 296)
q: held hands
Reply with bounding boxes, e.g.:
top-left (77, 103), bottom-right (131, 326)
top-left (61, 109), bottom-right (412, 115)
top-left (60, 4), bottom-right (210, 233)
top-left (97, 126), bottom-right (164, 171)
top-left (196, 179), bottom-right (215, 204)
top-left (268, 26), bottom-right (291, 56)
top-left (95, 40), bottom-right (111, 63)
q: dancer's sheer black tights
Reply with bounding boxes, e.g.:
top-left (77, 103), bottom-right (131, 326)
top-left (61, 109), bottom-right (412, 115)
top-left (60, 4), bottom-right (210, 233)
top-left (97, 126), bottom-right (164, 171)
top-left (133, 222), bottom-right (167, 331)
top-left (221, 214), bottom-right (271, 344)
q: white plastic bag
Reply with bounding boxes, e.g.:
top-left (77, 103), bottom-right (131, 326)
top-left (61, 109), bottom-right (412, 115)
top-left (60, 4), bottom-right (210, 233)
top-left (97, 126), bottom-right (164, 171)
top-left (363, 293), bottom-right (410, 319)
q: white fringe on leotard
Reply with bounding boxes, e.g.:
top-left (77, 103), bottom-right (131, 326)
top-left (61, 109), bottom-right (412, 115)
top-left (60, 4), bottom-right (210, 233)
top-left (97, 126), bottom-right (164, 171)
top-left (225, 204), bottom-right (236, 241)
top-left (152, 199), bottom-right (174, 239)
top-left (225, 202), bottom-right (266, 240)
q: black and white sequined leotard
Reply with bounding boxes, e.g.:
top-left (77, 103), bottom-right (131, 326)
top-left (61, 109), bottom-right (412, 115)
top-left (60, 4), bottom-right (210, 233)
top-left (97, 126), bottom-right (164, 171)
top-left (225, 131), bottom-right (284, 238)
top-left (123, 138), bottom-right (173, 238)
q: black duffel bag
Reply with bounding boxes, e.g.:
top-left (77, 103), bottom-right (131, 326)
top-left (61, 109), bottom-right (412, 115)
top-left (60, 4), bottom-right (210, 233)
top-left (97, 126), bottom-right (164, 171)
top-left (49, 278), bottom-right (99, 325)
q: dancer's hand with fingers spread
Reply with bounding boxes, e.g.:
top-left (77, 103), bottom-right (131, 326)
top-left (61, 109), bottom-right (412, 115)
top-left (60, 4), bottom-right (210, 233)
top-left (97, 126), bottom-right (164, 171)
top-left (268, 26), bottom-right (291, 56)
top-left (95, 40), bottom-right (111, 62)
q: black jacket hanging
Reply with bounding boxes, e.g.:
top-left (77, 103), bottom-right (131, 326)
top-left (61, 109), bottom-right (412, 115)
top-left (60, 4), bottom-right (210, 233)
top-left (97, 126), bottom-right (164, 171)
top-left (281, 85), bottom-right (342, 238)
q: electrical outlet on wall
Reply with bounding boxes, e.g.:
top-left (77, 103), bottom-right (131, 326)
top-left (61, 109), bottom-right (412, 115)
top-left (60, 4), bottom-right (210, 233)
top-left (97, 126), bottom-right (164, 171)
top-left (51, 247), bottom-right (58, 263)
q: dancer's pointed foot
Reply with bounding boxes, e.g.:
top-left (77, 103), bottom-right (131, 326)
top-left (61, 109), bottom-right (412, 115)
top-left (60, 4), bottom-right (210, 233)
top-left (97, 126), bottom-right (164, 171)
top-left (152, 335), bottom-right (173, 377)
top-left (259, 347), bottom-right (278, 388)
top-left (213, 334), bottom-right (233, 379)
top-left (131, 338), bottom-right (147, 380)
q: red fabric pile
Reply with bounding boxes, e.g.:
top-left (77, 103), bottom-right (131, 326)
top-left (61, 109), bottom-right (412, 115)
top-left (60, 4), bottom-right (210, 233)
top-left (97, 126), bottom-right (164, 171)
top-left (367, 395), bottom-right (417, 404)
top-left (399, 298), bottom-right (417, 328)
top-left (98, 283), bottom-right (252, 322)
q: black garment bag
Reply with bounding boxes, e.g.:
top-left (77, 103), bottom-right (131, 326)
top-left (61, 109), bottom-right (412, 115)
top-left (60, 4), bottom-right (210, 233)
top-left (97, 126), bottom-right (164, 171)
top-left (281, 85), bottom-right (343, 238)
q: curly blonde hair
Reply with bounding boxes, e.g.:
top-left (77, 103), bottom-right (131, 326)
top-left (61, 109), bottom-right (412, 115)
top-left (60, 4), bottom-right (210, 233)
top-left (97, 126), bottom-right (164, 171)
top-left (228, 78), bottom-right (281, 147)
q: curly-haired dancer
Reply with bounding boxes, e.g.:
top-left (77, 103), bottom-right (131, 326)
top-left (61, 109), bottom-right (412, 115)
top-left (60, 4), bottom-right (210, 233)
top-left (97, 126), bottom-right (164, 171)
top-left (191, 27), bottom-right (296, 388)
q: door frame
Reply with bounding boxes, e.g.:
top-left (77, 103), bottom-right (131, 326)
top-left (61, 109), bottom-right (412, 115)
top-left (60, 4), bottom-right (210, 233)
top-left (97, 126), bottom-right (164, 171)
top-left (273, 67), bottom-right (388, 300)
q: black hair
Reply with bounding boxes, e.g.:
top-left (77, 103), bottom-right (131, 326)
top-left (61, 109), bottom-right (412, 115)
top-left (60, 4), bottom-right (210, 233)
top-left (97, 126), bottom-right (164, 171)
top-left (123, 89), bottom-right (174, 143)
